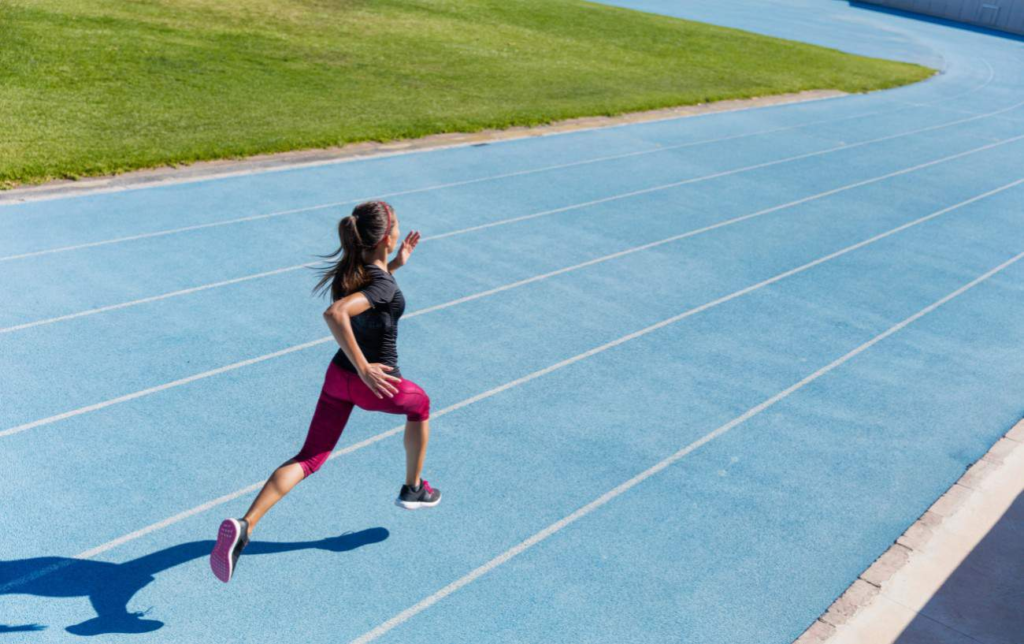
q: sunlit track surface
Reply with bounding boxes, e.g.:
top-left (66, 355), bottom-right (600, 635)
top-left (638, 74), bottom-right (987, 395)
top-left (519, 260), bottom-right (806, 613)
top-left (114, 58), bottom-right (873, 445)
top-left (3, 2), bottom-right (1024, 643)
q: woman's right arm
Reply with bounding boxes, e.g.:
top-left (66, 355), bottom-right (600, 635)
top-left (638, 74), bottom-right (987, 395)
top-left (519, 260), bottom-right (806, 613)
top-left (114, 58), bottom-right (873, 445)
top-left (323, 294), bottom-right (401, 399)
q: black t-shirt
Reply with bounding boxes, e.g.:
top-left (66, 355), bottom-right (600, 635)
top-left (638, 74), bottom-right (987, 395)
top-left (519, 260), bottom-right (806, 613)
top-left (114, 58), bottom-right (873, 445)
top-left (332, 265), bottom-right (406, 377)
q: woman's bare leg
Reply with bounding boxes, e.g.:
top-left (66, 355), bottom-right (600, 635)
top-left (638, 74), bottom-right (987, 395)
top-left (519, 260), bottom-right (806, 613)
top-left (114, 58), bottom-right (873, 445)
top-left (242, 459), bottom-right (306, 536)
top-left (403, 420), bottom-right (429, 487)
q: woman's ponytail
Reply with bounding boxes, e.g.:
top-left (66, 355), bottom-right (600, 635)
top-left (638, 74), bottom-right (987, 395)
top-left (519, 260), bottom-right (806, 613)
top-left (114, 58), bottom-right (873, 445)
top-left (313, 201), bottom-right (394, 301)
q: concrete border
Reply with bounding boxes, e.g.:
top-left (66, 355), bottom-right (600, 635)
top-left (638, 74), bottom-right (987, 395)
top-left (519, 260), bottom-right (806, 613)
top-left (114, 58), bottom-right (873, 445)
top-left (794, 418), bottom-right (1024, 643)
top-left (0, 90), bottom-right (845, 205)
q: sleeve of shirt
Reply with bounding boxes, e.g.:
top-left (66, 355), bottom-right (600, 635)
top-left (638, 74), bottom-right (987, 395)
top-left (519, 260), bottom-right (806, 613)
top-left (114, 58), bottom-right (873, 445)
top-left (360, 273), bottom-right (397, 309)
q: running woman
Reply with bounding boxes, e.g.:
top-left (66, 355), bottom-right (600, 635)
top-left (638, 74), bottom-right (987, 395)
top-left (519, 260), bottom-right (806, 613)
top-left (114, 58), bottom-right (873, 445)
top-left (210, 200), bottom-right (441, 584)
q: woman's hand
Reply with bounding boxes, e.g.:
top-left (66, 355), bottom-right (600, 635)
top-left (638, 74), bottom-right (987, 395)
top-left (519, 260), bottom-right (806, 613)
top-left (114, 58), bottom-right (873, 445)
top-left (323, 295), bottom-right (400, 399)
top-left (390, 231), bottom-right (421, 270)
top-left (359, 363), bottom-right (402, 399)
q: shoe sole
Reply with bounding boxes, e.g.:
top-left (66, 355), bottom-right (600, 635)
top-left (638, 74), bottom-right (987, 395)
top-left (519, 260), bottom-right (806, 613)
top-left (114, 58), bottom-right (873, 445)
top-left (394, 495), bottom-right (442, 510)
top-left (210, 519), bottom-right (243, 583)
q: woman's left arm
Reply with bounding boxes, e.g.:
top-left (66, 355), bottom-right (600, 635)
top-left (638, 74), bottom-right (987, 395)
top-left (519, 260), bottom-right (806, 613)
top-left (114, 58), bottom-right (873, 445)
top-left (387, 231), bottom-right (421, 273)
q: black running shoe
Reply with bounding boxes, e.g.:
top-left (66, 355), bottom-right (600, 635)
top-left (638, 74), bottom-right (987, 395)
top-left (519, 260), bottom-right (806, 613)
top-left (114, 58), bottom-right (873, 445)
top-left (395, 479), bottom-right (441, 510)
top-left (210, 518), bottom-right (249, 583)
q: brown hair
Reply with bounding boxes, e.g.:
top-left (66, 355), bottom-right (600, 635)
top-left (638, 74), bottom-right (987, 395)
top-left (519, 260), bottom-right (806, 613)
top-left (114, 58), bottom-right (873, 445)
top-left (313, 200), bottom-right (394, 301)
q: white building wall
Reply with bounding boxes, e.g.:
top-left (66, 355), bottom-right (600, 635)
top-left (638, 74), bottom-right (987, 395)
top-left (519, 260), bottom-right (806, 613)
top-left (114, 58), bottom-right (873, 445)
top-left (861, 0), bottom-right (1024, 35)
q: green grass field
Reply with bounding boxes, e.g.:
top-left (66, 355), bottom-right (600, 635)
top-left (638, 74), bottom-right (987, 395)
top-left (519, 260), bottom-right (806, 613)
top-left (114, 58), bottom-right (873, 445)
top-left (0, 0), bottom-right (933, 188)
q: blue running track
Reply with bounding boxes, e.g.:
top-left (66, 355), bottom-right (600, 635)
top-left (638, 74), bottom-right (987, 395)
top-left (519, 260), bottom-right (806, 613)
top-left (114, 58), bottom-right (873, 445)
top-left (2, 1), bottom-right (1023, 641)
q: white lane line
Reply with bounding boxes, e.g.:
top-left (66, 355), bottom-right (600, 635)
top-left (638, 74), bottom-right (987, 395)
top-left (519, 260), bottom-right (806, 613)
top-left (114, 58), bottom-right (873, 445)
top-left (899, 101), bottom-right (1024, 124)
top-left (5, 124), bottom-right (1024, 336)
top-left (943, 111), bottom-right (1023, 125)
top-left (3, 82), bottom-right (1020, 264)
top-left (350, 246), bottom-right (1024, 644)
top-left (0, 263), bottom-right (317, 334)
top-left (893, 56), bottom-right (993, 105)
top-left (942, 58), bottom-right (995, 101)
top-left (422, 129), bottom-right (1024, 241)
top-left (3, 137), bottom-right (1023, 437)
top-left (3, 177), bottom-right (1020, 594)
top-left (970, 59), bottom-right (996, 97)
top-left (0, 337), bottom-right (333, 439)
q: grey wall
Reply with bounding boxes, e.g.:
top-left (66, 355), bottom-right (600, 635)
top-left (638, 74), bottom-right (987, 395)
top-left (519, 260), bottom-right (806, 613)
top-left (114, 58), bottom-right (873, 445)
top-left (861, 0), bottom-right (1024, 36)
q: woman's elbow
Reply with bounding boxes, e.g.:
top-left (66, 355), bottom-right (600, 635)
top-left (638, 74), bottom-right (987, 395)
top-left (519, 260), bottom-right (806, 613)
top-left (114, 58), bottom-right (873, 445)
top-left (323, 303), bottom-right (345, 324)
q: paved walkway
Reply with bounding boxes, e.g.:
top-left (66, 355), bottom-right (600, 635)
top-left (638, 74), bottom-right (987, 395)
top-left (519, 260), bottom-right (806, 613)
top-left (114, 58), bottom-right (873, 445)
top-left (820, 422), bottom-right (1024, 643)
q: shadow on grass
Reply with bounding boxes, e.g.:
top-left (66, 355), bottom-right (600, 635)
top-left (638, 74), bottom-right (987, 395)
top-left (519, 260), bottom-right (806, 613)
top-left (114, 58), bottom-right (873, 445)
top-left (0, 528), bottom-right (389, 637)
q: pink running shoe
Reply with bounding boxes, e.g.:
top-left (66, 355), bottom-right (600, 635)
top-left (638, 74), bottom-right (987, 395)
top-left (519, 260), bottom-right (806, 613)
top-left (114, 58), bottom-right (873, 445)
top-left (210, 518), bottom-right (249, 583)
top-left (395, 479), bottom-right (442, 510)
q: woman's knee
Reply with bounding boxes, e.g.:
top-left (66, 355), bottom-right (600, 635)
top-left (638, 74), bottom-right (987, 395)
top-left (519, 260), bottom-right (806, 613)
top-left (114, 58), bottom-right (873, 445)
top-left (294, 451), bottom-right (328, 477)
top-left (397, 381), bottom-right (430, 422)
top-left (405, 393), bottom-right (430, 422)
top-left (294, 393), bottom-right (353, 477)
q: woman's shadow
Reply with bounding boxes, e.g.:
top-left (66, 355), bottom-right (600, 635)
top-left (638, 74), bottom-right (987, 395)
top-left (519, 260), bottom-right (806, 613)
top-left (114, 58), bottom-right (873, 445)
top-left (0, 527), bottom-right (389, 637)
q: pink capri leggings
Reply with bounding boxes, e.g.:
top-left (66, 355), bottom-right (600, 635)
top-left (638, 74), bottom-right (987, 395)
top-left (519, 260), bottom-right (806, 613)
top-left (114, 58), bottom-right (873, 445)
top-left (295, 363), bottom-right (430, 477)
